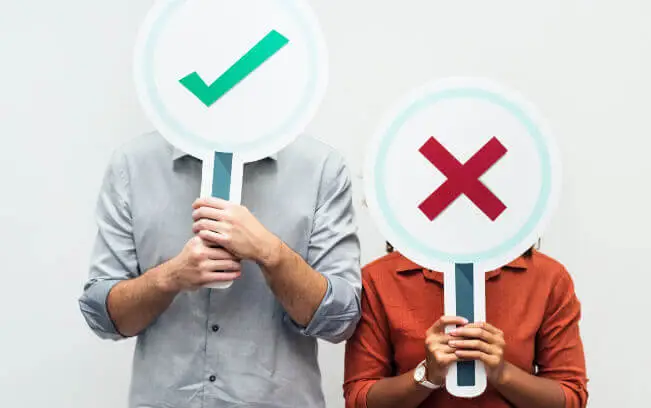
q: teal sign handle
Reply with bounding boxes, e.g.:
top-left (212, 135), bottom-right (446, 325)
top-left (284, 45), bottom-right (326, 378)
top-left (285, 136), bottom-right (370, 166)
top-left (212, 151), bottom-right (233, 200)
top-left (455, 263), bottom-right (475, 386)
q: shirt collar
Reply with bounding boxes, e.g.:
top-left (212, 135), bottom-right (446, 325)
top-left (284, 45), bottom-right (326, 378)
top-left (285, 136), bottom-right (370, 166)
top-left (172, 147), bottom-right (278, 162)
top-left (394, 252), bottom-right (529, 284)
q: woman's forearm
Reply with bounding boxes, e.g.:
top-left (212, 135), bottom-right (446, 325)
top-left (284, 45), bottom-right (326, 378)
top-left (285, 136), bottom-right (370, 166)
top-left (494, 363), bottom-right (566, 408)
top-left (366, 369), bottom-right (433, 408)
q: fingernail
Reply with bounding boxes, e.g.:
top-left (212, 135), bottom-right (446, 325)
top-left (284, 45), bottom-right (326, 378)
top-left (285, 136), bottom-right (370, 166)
top-left (462, 318), bottom-right (469, 324)
top-left (449, 340), bottom-right (458, 347)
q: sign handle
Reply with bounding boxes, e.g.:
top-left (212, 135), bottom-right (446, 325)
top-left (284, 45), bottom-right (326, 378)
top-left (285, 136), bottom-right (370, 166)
top-left (200, 151), bottom-right (245, 290)
top-left (444, 263), bottom-right (487, 398)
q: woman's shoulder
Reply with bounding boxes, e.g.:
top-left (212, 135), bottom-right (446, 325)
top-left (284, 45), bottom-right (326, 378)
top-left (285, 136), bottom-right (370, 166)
top-left (361, 251), bottom-right (420, 282)
top-left (528, 250), bottom-right (575, 287)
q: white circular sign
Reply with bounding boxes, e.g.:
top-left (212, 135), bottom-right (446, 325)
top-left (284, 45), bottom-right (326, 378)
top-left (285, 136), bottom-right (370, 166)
top-left (134, 0), bottom-right (328, 162)
top-left (365, 78), bottom-right (561, 272)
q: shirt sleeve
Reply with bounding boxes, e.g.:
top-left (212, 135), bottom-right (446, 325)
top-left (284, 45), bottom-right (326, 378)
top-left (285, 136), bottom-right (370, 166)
top-left (78, 151), bottom-right (139, 341)
top-left (284, 151), bottom-right (362, 344)
top-left (535, 266), bottom-right (589, 408)
top-left (343, 270), bottom-right (393, 408)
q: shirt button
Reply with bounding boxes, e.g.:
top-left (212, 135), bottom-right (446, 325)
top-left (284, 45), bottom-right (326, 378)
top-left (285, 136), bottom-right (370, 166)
top-left (212, 324), bottom-right (220, 332)
top-left (209, 375), bottom-right (216, 382)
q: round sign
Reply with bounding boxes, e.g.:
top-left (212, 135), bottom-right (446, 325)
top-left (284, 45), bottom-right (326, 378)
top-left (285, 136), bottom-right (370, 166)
top-left (365, 77), bottom-right (561, 272)
top-left (133, 0), bottom-right (328, 162)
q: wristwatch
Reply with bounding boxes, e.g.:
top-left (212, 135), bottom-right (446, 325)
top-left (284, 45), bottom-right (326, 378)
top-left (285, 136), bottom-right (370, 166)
top-left (413, 360), bottom-right (442, 390)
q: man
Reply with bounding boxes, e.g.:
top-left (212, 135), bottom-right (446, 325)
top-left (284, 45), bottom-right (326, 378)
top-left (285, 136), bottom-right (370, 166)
top-left (79, 131), bottom-right (362, 408)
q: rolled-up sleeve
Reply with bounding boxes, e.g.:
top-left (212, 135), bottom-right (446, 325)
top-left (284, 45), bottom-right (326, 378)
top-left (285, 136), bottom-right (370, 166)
top-left (78, 151), bottom-right (139, 341)
top-left (536, 267), bottom-right (589, 408)
top-left (343, 270), bottom-right (392, 408)
top-left (285, 151), bottom-right (361, 344)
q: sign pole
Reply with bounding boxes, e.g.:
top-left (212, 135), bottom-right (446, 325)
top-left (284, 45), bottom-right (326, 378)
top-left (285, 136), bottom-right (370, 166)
top-left (444, 263), bottom-right (487, 398)
top-left (200, 151), bottom-right (245, 290)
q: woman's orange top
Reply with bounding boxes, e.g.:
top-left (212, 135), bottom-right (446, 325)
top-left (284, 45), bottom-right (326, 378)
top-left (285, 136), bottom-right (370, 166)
top-left (344, 250), bottom-right (588, 408)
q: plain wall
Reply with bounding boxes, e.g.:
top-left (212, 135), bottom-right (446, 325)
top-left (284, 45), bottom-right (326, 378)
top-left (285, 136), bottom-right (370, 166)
top-left (1, 1), bottom-right (650, 407)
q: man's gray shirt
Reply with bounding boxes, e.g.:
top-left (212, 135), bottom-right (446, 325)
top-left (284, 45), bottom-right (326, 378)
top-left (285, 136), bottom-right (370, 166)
top-left (79, 132), bottom-right (362, 408)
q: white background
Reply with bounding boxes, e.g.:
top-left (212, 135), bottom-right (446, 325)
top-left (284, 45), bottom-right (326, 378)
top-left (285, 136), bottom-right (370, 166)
top-left (1, 1), bottom-right (649, 407)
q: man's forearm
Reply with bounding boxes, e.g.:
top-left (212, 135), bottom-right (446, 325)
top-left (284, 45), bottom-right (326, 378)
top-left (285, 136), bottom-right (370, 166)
top-left (366, 370), bottom-right (432, 408)
top-left (493, 363), bottom-right (566, 408)
top-left (260, 240), bottom-right (328, 327)
top-left (107, 260), bottom-right (179, 337)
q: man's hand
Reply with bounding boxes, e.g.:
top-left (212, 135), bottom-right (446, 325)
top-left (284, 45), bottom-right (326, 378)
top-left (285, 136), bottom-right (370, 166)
top-left (192, 198), bottom-right (281, 266)
top-left (449, 322), bottom-right (507, 385)
top-left (424, 316), bottom-right (468, 385)
top-left (159, 236), bottom-right (242, 292)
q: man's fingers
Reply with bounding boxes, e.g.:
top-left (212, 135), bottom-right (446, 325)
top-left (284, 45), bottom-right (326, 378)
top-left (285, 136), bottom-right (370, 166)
top-left (192, 219), bottom-right (231, 235)
top-left (192, 197), bottom-right (231, 210)
top-left (201, 259), bottom-right (241, 272)
top-left (199, 271), bottom-right (241, 283)
top-left (429, 316), bottom-right (469, 334)
top-left (198, 230), bottom-right (229, 247)
top-left (192, 206), bottom-right (229, 222)
top-left (203, 246), bottom-right (238, 261)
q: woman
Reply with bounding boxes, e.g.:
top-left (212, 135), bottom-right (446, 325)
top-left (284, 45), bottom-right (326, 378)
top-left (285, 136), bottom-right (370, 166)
top-left (344, 245), bottom-right (588, 408)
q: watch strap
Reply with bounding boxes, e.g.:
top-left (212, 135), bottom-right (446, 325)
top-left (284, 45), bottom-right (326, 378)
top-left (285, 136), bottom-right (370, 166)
top-left (415, 360), bottom-right (441, 390)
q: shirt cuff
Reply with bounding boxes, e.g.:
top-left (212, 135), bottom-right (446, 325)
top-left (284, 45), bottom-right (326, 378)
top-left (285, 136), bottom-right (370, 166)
top-left (283, 276), bottom-right (360, 343)
top-left (350, 380), bottom-right (377, 408)
top-left (284, 276), bottom-right (333, 335)
top-left (78, 279), bottom-right (125, 341)
top-left (560, 381), bottom-right (588, 408)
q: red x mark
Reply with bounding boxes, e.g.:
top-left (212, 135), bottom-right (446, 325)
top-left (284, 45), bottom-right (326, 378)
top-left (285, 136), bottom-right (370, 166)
top-left (419, 136), bottom-right (508, 221)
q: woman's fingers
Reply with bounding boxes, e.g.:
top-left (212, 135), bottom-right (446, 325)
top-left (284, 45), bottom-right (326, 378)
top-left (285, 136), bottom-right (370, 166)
top-left (464, 321), bottom-right (503, 336)
top-left (434, 351), bottom-right (459, 366)
top-left (427, 316), bottom-right (469, 335)
top-left (451, 327), bottom-right (496, 344)
top-left (454, 350), bottom-right (501, 367)
top-left (428, 341), bottom-right (456, 354)
top-left (426, 333), bottom-right (452, 345)
top-left (448, 339), bottom-right (496, 355)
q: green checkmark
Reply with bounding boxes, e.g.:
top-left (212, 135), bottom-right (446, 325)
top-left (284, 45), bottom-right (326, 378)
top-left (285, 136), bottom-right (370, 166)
top-left (179, 29), bottom-right (289, 107)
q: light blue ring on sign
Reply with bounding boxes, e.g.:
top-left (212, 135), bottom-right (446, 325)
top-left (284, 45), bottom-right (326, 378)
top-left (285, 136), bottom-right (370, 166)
top-left (141, 0), bottom-right (318, 155)
top-left (375, 88), bottom-right (552, 264)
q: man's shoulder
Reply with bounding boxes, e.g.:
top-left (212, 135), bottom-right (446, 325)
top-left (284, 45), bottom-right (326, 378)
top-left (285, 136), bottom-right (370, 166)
top-left (112, 131), bottom-right (172, 162)
top-left (280, 135), bottom-right (348, 183)
top-left (282, 135), bottom-right (345, 166)
top-left (114, 132), bottom-right (342, 164)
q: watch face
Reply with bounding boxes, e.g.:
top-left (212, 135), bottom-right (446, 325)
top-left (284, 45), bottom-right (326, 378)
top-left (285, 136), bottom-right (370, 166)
top-left (415, 364), bottom-right (426, 382)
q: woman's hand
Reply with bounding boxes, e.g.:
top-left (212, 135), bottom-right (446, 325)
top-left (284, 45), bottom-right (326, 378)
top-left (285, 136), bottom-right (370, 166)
top-left (449, 322), bottom-right (507, 385)
top-left (424, 316), bottom-right (468, 385)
